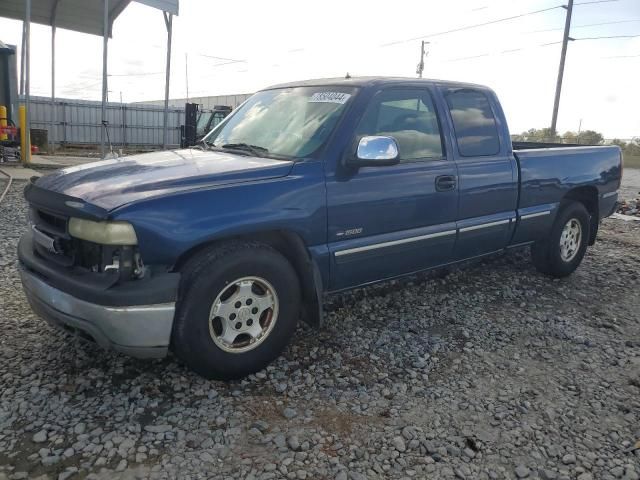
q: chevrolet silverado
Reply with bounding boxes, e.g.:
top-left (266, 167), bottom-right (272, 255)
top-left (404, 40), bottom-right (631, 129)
top-left (18, 77), bottom-right (622, 379)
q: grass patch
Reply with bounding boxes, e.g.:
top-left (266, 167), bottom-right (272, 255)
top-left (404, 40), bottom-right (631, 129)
top-left (623, 154), bottom-right (640, 169)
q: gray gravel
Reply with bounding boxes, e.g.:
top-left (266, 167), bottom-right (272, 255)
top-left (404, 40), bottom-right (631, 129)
top-left (1, 178), bottom-right (639, 480)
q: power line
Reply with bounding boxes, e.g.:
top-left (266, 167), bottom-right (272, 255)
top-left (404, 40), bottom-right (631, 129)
top-left (207, 59), bottom-right (247, 67)
top-left (108, 71), bottom-right (164, 77)
top-left (380, 5), bottom-right (563, 47)
top-left (59, 80), bottom-right (103, 94)
top-left (602, 52), bottom-right (640, 58)
top-left (77, 71), bottom-right (165, 79)
top-left (439, 34), bottom-right (640, 63)
top-left (198, 54), bottom-right (246, 63)
top-left (196, 54), bottom-right (247, 69)
top-left (526, 18), bottom-right (640, 33)
top-left (443, 41), bottom-right (561, 62)
top-left (573, 0), bottom-right (618, 5)
top-left (575, 34), bottom-right (640, 40)
top-left (59, 79), bottom-right (102, 90)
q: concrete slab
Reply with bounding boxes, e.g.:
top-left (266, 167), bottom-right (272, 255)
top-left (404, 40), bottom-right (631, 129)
top-left (0, 166), bottom-right (41, 180)
top-left (31, 155), bottom-right (98, 168)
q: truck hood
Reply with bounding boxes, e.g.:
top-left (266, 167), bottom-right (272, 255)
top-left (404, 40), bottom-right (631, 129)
top-left (35, 149), bottom-right (294, 211)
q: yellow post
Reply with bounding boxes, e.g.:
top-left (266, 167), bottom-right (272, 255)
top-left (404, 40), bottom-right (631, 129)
top-left (19, 105), bottom-right (31, 165)
top-left (0, 106), bottom-right (7, 141)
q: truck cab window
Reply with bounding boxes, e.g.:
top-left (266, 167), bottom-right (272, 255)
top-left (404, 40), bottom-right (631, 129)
top-left (356, 89), bottom-right (443, 162)
top-left (445, 89), bottom-right (500, 157)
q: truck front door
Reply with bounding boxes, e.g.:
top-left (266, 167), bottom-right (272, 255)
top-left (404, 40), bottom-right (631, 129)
top-left (326, 87), bottom-right (458, 290)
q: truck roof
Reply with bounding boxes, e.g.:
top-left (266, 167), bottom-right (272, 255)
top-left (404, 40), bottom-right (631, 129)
top-left (264, 76), bottom-right (489, 91)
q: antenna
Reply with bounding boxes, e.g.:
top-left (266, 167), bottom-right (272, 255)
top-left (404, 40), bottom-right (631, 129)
top-left (185, 53), bottom-right (190, 101)
top-left (102, 120), bottom-right (117, 158)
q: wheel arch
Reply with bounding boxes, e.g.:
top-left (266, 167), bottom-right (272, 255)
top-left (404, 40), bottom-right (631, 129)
top-left (172, 229), bottom-right (324, 328)
top-left (563, 185), bottom-right (599, 245)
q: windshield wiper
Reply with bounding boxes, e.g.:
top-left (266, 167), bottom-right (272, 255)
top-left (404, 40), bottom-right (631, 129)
top-left (221, 143), bottom-right (269, 157)
top-left (192, 140), bottom-right (207, 150)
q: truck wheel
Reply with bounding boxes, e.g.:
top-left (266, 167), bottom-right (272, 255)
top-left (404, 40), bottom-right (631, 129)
top-left (172, 242), bottom-right (301, 380)
top-left (531, 201), bottom-right (590, 278)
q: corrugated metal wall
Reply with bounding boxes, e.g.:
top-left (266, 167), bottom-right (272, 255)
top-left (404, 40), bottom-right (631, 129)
top-left (24, 96), bottom-right (184, 148)
top-left (136, 93), bottom-right (253, 109)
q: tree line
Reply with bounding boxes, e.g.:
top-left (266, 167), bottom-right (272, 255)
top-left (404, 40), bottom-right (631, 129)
top-left (511, 128), bottom-right (640, 160)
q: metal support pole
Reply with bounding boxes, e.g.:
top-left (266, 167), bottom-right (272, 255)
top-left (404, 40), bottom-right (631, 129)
top-left (122, 102), bottom-right (127, 149)
top-left (24, 0), bottom-right (32, 164)
top-left (550, 0), bottom-right (574, 134)
top-left (101, 0), bottom-right (109, 158)
top-left (19, 22), bottom-right (26, 96)
top-left (162, 12), bottom-right (173, 150)
top-left (62, 101), bottom-right (67, 144)
top-left (119, 91), bottom-right (124, 150)
top-left (19, 105), bottom-right (28, 163)
top-left (50, 23), bottom-right (56, 153)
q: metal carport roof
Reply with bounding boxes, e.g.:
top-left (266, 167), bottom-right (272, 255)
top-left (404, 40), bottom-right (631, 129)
top-left (1, 0), bottom-right (179, 160)
top-left (0, 0), bottom-right (178, 36)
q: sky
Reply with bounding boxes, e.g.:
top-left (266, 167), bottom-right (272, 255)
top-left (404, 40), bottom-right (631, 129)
top-left (1, 0), bottom-right (639, 138)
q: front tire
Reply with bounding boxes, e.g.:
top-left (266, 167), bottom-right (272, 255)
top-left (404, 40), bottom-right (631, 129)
top-left (172, 242), bottom-right (301, 380)
top-left (531, 200), bottom-right (590, 278)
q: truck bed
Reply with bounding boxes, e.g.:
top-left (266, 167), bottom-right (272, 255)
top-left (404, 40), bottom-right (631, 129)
top-left (514, 144), bottom-right (621, 212)
top-left (509, 144), bottom-right (622, 246)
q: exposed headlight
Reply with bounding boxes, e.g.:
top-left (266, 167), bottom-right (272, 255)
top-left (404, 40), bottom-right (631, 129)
top-left (68, 218), bottom-right (138, 245)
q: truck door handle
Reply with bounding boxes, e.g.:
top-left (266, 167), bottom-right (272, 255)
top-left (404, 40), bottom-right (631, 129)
top-left (435, 175), bottom-right (457, 191)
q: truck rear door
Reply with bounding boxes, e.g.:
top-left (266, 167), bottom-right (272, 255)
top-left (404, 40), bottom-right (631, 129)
top-left (441, 87), bottom-right (518, 258)
top-left (326, 86), bottom-right (458, 290)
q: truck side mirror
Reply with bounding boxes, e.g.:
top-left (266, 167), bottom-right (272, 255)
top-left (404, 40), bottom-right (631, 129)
top-left (346, 136), bottom-right (400, 168)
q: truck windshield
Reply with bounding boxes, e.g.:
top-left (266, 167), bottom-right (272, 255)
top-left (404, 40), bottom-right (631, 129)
top-left (203, 86), bottom-right (357, 158)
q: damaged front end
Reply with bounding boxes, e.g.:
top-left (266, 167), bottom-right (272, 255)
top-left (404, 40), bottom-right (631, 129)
top-left (17, 178), bottom-right (178, 358)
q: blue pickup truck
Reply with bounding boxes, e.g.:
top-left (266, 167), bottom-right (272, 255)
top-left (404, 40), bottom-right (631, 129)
top-left (19, 77), bottom-right (622, 379)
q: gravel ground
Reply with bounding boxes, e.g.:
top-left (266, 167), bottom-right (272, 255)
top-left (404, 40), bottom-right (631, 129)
top-left (0, 177), bottom-right (639, 480)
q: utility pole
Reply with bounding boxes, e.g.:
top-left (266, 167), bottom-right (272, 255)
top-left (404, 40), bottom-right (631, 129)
top-left (416, 41), bottom-right (429, 78)
top-left (576, 118), bottom-right (582, 143)
top-left (550, 0), bottom-right (574, 134)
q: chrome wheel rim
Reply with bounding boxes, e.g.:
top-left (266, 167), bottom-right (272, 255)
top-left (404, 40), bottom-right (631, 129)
top-left (209, 276), bottom-right (279, 353)
top-left (559, 218), bottom-right (582, 262)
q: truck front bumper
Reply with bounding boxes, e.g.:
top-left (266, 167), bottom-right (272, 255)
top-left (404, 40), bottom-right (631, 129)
top-left (18, 233), bottom-right (179, 359)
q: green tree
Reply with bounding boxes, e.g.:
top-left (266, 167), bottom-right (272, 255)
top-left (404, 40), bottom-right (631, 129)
top-left (627, 138), bottom-right (640, 156)
top-left (511, 128), bottom-right (561, 143)
top-left (611, 138), bottom-right (627, 149)
top-left (576, 130), bottom-right (604, 145)
top-left (562, 131), bottom-right (578, 143)
top-left (512, 128), bottom-right (606, 145)
top-left (624, 138), bottom-right (640, 163)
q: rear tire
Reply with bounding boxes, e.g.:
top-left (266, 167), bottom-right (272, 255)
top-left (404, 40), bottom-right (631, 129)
top-left (531, 200), bottom-right (590, 278)
top-left (172, 241), bottom-right (301, 380)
